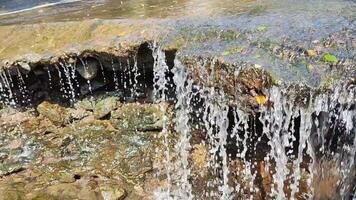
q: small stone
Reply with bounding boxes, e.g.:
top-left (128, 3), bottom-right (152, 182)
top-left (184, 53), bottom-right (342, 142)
top-left (94, 97), bottom-right (120, 119)
top-left (69, 108), bottom-right (90, 120)
top-left (7, 139), bottom-right (22, 150)
top-left (37, 101), bottom-right (70, 125)
top-left (76, 59), bottom-right (99, 80)
top-left (58, 172), bottom-right (76, 183)
top-left (100, 186), bottom-right (126, 200)
top-left (68, 57), bottom-right (76, 64)
top-left (17, 62), bottom-right (31, 71)
top-left (0, 163), bottom-right (25, 176)
top-left (75, 98), bottom-right (95, 111)
top-left (254, 64), bottom-right (262, 68)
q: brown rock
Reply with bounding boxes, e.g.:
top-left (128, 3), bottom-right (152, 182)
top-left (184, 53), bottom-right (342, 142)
top-left (37, 101), bottom-right (70, 125)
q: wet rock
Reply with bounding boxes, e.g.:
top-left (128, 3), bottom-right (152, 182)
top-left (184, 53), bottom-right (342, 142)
top-left (101, 60), bottom-right (121, 71)
top-left (191, 144), bottom-right (208, 177)
top-left (76, 58), bottom-right (99, 80)
top-left (0, 182), bottom-right (25, 200)
top-left (33, 68), bottom-right (45, 76)
top-left (68, 57), bottom-right (76, 64)
top-left (58, 172), bottom-right (76, 183)
top-left (17, 61), bottom-right (31, 72)
top-left (100, 186), bottom-right (126, 200)
top-left (237, 67), bottom-right (272, 95)
top-left (37, 101), bottom-right (70, 125)
top-left (46, 183), bottom-right (81, 199)
top-left (75, 98), bottom-right (95, 111)
top-left (94, 97), bottom-right (120, 119)
top-left (0, 163), bottom-right (26, 177)
top-left (69, 107), bottom-right (91, 120)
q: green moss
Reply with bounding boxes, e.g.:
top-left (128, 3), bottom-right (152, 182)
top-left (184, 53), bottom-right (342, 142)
top-left (256, 25), bottom-right (268, 32)
top-left (322, 53), bottom-right (338, 64)
top-left (221, 51), bottom-right (231, 56)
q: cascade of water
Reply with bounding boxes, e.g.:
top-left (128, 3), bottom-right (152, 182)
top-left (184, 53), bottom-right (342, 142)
top-left (0, 43), bottom-right (353, 199)
top-left (152, 43), bottom-right (174, 199)
top-left (259, 87), bottom-right (290, 199)
top-left (230, 108), bottom-right (246, 195)
top-left (111, 57), bottom-right (119, 91)
top-left (172, 59), bottom-right (193, 199)
top-left (201, 88), bottom-right (232, 199)
top-left (132, 55), bottom-right (139, 98)
top-left (236, 108), bottom-right (255, 199)
top-left (60, 61), bottom-right (76, 104)
top-left (56, 65), bottom-right (69, 100)
top-left (127, 58), bottom-right (132, 98)
top-left (335, 85), bottom-right (356, 198)
top-left (46, 67), bottom-right (53, 90)
top-left (16, 68), bottom-right (29, 105)
top-left (0, 70), bottom-right (16, 105)
top-left (98, 59), bottom-right (107, 85)
top-left (78, 58), bottom-right (93, 94)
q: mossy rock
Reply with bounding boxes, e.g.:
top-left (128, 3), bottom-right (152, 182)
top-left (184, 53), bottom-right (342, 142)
top-left (94, 97), bottom-right (120, 119)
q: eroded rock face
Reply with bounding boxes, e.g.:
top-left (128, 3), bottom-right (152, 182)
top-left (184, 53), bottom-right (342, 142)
top-left (0, 98), bottom-right (168, 200)
top-left (94, 97), bottom-right (120, 119)
top-left (37, 101), bottom-right (71, 125)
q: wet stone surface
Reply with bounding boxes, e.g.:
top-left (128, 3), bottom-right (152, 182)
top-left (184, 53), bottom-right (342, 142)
top-left (0, 97), bottom-right (168, 200)
top-left (0, 1), bottom-right (354, 199)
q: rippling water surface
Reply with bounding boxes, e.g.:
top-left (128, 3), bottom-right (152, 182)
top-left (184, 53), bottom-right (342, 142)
top-left (0, 0), bottom-right (354, 25)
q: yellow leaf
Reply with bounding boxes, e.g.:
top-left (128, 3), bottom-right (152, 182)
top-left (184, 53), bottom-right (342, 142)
top-left (256, 95), bottom-right (266, 105)
top-left (307, 49), bottom-right (317, 57)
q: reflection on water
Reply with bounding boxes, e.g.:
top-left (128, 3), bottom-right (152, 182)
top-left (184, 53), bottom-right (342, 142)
top-left (0, 0), bottom-right (354, 25)
top-left (0, 0), bottom-right (258, 25)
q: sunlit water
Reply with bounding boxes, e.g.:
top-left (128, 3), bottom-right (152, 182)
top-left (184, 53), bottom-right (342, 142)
top-left (0, 42), bottom-right (355, 199)
top-left (0, 0), bottom-right (355, 25)
top-left (0, 0), bottom-right (355, 199)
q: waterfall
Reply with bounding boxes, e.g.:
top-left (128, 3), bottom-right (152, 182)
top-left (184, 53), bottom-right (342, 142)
top-left (150, 45), bottom-right (355, 199)
top-left (0, 42), bottom-right (354, 199)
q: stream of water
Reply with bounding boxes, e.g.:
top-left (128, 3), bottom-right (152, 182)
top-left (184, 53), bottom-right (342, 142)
top-left (0, 44), bottom-right (355, 199)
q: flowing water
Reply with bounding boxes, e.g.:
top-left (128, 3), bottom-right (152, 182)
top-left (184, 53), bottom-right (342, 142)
top-left (0, 42), bottom-right (355, 199)
top-left (0, 0), bottom-right (355, 199)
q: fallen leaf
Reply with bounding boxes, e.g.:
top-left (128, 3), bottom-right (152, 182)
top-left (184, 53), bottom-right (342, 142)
top-left (322, 53), bottom-right (338, 64)
top-left (307, 49), bottom-right (317, 57)
top-left (256, 95), bottom-right (266, 105)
